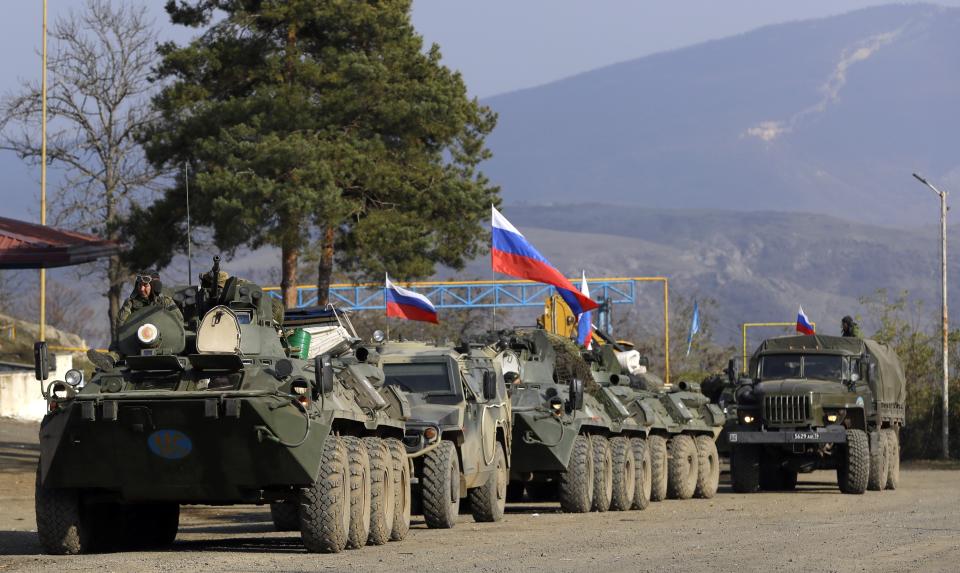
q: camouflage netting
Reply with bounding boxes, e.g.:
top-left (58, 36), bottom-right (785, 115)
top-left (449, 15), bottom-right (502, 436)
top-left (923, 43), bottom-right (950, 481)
top-left (538, 331), bottom-right (599, 393)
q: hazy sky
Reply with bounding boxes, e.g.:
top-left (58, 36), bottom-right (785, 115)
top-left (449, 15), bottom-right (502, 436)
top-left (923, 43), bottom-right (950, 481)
top-left (2, 0), bottom-right (959, 221)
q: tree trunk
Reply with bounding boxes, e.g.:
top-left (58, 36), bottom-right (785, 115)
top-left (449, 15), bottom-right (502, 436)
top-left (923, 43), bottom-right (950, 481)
top-left (281, 243), bottom-right (300, 309)
top-left (316, 226), bottom-right (335, 307)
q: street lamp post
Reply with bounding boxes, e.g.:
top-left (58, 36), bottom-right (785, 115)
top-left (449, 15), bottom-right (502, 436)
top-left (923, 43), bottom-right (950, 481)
top-left (913, 172), bottom-right (950, 459)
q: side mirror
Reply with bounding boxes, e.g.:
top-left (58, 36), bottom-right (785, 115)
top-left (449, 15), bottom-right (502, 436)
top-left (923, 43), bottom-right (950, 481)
top-left (568, 378), bottom-right (584, 411)
top-left (314, 354), bottom-right (335, 394)
top-left (482, 370), bottom-right (498, 400)
top-left (727, 358), bottom-right (741, 384)
top-left (274, 358), bottom-right (294, 379)
top-left (34, 341), bottom-right (49, 381)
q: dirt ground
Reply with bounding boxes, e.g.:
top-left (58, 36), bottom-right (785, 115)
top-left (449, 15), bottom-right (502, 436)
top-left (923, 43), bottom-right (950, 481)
top-left (2, 418), bottom-right (959, 573)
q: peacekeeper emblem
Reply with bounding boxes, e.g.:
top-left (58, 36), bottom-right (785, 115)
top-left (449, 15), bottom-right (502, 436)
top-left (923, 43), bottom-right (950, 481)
top-left (148, 429), bottom-right (193, 460)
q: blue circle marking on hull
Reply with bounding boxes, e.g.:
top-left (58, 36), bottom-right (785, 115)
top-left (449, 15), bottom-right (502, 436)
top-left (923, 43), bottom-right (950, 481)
top-left (148, 429), bottom-right (193, 459)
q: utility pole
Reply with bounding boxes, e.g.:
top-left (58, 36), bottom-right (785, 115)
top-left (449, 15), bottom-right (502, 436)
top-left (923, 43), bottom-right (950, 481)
top-left (185, 162), bottom-right (192, 284)
top-left (39, 0), bottom-right (47, 342)
top-left (914, 172), bottom-right (950, 459)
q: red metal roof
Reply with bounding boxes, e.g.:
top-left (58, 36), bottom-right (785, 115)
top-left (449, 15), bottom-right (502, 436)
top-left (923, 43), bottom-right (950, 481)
top-left (0, 216), bottom-right (119, 269)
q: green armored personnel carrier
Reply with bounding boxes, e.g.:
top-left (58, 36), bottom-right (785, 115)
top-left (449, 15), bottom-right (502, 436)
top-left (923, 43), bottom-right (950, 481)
top-left (32, 259), bottom-right (411, 554)
top-left (377, 340), bottom-right (511, 528)
top-left (492, 329), bottom-right (647, 513)
top-left (729, 334), bottom-right (905, 494)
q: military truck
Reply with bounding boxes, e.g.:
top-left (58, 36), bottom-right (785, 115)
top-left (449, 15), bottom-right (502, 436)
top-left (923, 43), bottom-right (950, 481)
top-left (728, 334), bottom-right (905, 494)
top-left (32, 261), bottom-right (411, 554)
top-left (377, 340), bottom-right (511, 528)
top-left (492, 329), bottom-right (647, 513)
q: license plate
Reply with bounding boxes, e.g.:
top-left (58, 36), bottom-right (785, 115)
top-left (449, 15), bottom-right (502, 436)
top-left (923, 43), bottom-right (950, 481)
top-left (793, 432), bottom-right (819, 441)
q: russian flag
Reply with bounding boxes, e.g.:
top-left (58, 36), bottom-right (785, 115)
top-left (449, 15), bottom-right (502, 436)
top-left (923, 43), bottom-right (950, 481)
top-left (491, 206), bottom-right (599, 315)
top-left (577, 271), bottom-right (593, 348)
top-left (796, 305), bottom-right (815, 335)
top-left (385, 274), bottom-right (438, 324)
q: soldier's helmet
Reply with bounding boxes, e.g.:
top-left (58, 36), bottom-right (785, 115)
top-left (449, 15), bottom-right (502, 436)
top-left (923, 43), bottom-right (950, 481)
top-left (199, 270), bottom-right (229, 289)
top-left (842, 315), bottom-right (856, 327)
top-left (135, 269), bottom-right (162, 297)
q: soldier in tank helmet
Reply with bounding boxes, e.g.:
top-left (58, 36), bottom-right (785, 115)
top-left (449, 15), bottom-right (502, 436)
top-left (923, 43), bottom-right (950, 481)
top-left (117, 269), bottom-right (183, 326)
top-left (199, 269), bottom-right (284, 327)
top-left (841, 315), bottom-right (862, 338)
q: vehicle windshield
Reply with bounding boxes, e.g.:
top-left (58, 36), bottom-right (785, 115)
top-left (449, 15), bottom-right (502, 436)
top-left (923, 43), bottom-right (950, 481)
top-left (383, 362), bottom-right (455, 394)
top-left (760, 354), bottom-right (845, 382)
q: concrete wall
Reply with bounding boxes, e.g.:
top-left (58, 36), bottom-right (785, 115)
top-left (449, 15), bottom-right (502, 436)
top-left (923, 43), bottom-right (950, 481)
top-left (0, 354), bottom-right (73, 421)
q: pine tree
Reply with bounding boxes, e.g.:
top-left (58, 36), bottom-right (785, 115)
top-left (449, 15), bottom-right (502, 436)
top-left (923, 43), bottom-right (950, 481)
top-left (136, 0), bottom-right (499, 306)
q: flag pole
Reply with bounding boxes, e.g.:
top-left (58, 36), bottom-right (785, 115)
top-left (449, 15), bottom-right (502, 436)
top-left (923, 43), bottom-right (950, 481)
top-left (491, 205), bottom-right (497, 332)
top-left (384, 273), bottom-right (390, 340)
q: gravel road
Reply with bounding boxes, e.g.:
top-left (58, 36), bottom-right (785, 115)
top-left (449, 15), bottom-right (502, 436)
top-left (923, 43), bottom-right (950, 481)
top-left (2, 418), bottom-right (958, 573)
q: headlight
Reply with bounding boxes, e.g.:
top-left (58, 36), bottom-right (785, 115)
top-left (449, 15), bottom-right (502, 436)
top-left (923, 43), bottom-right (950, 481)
top-left (825, 409), bottom-right (846, 424)
top-left (50, 381), bottom-right (71, 400)
top-left (423, 427), bottom-right (439, 442)
top-left (137, 323), bottom-right (159, 346)
top-left (372, 329), bottom-right (386, 343)
top-left (291, 379), bottom-right (310, 396)
top-left (64, 369), bottom-right (83, 387)
top-left (742, 414), bottom-right (755, 424)
top-left (549, 396), bottom-right (564, 412)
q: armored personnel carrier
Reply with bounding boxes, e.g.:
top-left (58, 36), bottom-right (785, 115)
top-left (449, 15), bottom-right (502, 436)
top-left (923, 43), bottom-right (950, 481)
top-left (491, 329), bottom-right (647, 513)
top-left (32, 259), bottom-right (411, 554)
top-left (729, 334), bottom-right (905, 494)
top-left (377, 340), bottom-right (511, 528)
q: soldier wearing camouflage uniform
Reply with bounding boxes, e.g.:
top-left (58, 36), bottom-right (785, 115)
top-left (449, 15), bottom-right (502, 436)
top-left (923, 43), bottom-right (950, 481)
top-left (117, 270), bottom-right (183, 326)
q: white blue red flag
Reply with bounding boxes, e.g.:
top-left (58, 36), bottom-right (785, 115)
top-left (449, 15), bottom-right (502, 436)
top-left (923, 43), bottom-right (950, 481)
top-left (796, 306), bottom-right (814, 335)
top-left (385, 274), bottom-right (438, 324)
top-left (577, 271), bottom-right (593, 348)
top-left (491, 206), bottom-right (598, 315)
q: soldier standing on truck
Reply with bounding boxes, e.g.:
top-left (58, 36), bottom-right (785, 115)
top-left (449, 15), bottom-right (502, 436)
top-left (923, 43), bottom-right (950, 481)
top-left (117, 270), bottom-right (182, 326)
top-left (841, 316), bottom-right (862, 338)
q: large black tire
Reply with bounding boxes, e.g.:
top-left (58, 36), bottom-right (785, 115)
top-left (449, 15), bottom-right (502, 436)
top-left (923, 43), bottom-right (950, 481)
top-left (648, 435), bottom-right (668, 502)
top-left (867, 431), bottom-right (889, 492)
top-left (384, 438), bottom-right (411, 541)
top-left (342, 437), bottom-right (371, 549)
top-left (730, 444), bottom-right (760, 493)
top-left (468, 442), bottom-right (507, 522)
top-left (609, 437), bottom-right (636, 511)
top-left (300, 436), bottom-right (351, 553)
top-left (694, 435), bottom-right (720, 499)
top-left (35, 464), bottom-right (92, 554)
top-left (363, 437), bottom-right (395, 545)
top-left (421, 441), bottom-right (460, 529)
top-left (591, 435), bottom-right (614, 512)
top-left (667, 435), bottom-right (699, 500)
top-left (270, 501), bottom-right (300, 532)
top-left (883, 428), bottom-right (900, 490)
top-left (559, 434), bottom-right (594, 513)
top-left (838, 429), bottom-right (869, 494)
top-left (630, 437), bottom-right (651, 510)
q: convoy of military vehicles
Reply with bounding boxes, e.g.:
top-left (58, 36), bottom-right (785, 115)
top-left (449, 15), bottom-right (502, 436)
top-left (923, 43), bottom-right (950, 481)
top-left (29, 258), bottom-right (908, 555)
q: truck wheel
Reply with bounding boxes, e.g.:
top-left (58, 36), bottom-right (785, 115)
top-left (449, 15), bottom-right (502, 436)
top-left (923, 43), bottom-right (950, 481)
top-left (384, 438), bottom-right (411, 541)
top-left (468, 442), bottom-right (507, 522)
top-left (630, 437), bottom-right (651, 510)
top-left (867, 431), bottom-right (889, 491)
top-left (694, 435), bottom-right (720, 499)
top-left (300, 436), bottom-right (351, 553)
top-left (341, 437), bottom-right (371, 548)
top-left (559, 434), bottom-right (594, 513)
top-left (730, 445), bottom-right (760, 493)
top-left (648, 435), bottom-right (669, 502)
top-left (35, 464), bottom-right (93, 554)
top-left (421, 440), bottom-right (460, 528)
top-left (837, 429), bottom-right (869, 494)
top-left (609, 436), bottom-right (635, 511)
top-left (883, 428), bottom-right (900, 490)
top-left (591, 436), bottom-right (614, 512)
top-left (363, 437), bottom-right (395, 545)
top-left (270, 501), bottom-right (300, 532)
top-left (667, 435), bottom-right (699, 500)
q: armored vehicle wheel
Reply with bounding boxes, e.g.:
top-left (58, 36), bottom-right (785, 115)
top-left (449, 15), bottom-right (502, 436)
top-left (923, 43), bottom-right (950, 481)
top-left (630, 437), bottom-right (651, 510)
top-left (363, 438), bottom-right (395, 545)
top-left (883, 428), bottom-right (900, 490)
top-left (506, 482), bottom-right (526, 502)
top-left (300, 436), bottom-right (351, 553)
top-left (590, 435), bottom-right (614, 512)
top-left (469, 442), bottom-right (507, 522)
top-left (126, 503), bottom-right (179, 549)
top-left (667, 435), bottom-right (699, 500)
top-left (384, 438), bottom-right (411, 541)
top-left (270, 501), bottom-right (300, 532)
top-left (609, 437), bottom-right (635, 511)
top-left (342, 437), bottom-right (372, 549)
top-left (559, 434), bottom-right (594, 513)
top-left (837, 429), bottom-right (869, 494)
top-left (867, 431), bottom-right (889, 491)
top-left (694, 435), bottom-right (720, 499)
top-left (35, 465), bottom-right (93, 555)
top-left (647, 435), bottom-right (668, 502)
top-left (730, 444), bottom-right (760, 493)
top-left (422, 440), bottom-right (460, 528)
